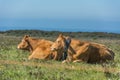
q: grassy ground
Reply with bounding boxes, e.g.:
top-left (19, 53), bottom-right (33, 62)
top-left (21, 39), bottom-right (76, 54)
top-left (0, 33), bottom-right (120, 80)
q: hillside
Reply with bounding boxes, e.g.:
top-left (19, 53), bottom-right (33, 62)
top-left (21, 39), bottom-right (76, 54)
top-left (0, 30), bottom-right (120, 80)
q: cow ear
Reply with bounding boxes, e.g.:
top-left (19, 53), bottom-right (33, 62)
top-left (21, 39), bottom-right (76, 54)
top-left (25, 35), bottom-right (30, 38)
top-left (24, 35), bottom-right (30, 40)
top-left (59, 33), bottom-right (64, 39)
top-left (59, 33), bottom-right (63, 37)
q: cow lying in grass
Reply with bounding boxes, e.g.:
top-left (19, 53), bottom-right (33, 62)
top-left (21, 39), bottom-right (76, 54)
top-left (17, 35), bottom-right (64, 60)
top-left (51, 34), bottom-right (115, 63)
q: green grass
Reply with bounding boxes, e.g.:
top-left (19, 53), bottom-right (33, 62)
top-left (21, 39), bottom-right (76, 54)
top-left (0, 33), bottom-right (120, 80)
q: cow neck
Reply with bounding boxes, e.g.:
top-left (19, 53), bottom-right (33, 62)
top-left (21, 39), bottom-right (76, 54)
top-left (62, 39), bottom-right (70, 60)
top-left (67, 39), bottom-right (77, 55)
top-left (62, 39), bottom-right (75, 60)
top-left (59, 45), bottom-right (75, 61)
top-left (68, 46), bottom-right (76, 55)
top-left (27, 38), bottom-right (40, 52)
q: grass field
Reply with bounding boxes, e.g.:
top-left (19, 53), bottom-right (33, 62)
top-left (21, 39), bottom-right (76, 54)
top-left (0, 31), bottom-right (120, 80)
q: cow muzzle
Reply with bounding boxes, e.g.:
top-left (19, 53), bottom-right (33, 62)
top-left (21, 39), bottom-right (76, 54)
top-left (17, 45), bottom-right (22, 49)
top-left (17, 46), bottom-right (20, 49)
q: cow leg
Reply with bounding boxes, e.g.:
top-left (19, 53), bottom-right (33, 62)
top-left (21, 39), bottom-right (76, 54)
top-left (73, 43), bottom-right (90, 62)
top-left (52, 52), bottom-right (58, 60)
top-left (28, 48), bottom-right (40, 60)
top-left (73, 59), bottom-right (83, 63)
top-left (28, 48), bottom-right (41, 60)
top-left (62, 60), bottom-right (67, 63)
top-left (62, 60), bottom-right (70, 63)
top-left (28, 54), bottom-right (33, 60)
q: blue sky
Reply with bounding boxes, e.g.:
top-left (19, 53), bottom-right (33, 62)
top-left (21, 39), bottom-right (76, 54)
top-left (0, 0), bottom-right (120, 32)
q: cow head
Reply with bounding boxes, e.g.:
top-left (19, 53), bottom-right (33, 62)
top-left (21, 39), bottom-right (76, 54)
top-left (51, 34), bottom-right (71, 60)
top-left (17, 35), bottom-right (30, 50)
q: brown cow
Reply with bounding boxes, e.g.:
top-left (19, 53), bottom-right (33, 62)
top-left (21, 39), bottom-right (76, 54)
top-left (51, 34), bottom-right (115, 63)
top-left (17, 35), bottom-right (63, 60)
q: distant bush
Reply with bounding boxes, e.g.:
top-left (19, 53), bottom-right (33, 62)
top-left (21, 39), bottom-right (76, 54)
top-left (0, 30), bottom-right (120, 39)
